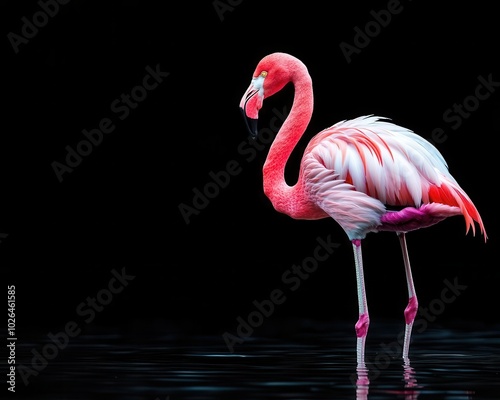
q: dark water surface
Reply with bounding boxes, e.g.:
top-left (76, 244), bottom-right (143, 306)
top-left (15, 321), bottom-right (500, 399)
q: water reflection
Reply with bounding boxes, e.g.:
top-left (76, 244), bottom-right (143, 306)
top-left (355, 358), bottom-right (420, 400)
top-left (355, 362), bottom-right (370, 399)
top-left (402, 359), bottom-right (419, 398)
top-left (15, 321), bottom-right (500, 399)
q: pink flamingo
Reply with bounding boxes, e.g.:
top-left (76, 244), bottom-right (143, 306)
top-left (239, 52), bottom-right (487, 363)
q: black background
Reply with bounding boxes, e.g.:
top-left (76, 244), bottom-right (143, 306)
top-left (2, 0), bottom-right (499, 342)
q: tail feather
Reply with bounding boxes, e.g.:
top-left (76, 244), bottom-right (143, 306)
top-left (428, 182), bottom-right (487, 241)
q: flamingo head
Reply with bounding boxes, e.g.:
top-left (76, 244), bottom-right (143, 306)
top-left (239, 52), bottom-right (296, 137)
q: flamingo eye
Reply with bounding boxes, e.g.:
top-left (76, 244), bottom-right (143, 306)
top-left (260, 71), bottom-right (268, 77)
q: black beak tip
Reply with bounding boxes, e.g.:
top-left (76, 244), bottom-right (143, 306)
top-left (240, 107), bottom-right (258, 139)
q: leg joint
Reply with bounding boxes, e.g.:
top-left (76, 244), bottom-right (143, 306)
top-left (355, 313), bottom-right (370, 338)
top-left (404, 296), bottom-right (418, 325)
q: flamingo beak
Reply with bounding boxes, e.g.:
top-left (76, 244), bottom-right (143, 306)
top-left (239, 83), bottom-right (260, 138)
top-left (240, 107), bottom-right (258, 138)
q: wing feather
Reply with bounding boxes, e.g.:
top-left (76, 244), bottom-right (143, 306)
top-left (301, 115), bottom-right (486, 239)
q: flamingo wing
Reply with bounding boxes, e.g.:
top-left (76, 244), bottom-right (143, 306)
top-left (300, 115), bottom-right (486, 240)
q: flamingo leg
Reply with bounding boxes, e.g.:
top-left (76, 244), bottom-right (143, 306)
top-left (397, 232), bottom-right (419, 360)
top-left (352, 239), bottom-right (370, 364)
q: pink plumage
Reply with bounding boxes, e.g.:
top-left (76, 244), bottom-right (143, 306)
top-left (239, 52), bottom-right (487, 363)
top-left (301, 115), bottom-right (486, 239)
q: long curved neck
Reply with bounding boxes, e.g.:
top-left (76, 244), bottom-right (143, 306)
top-left (263, 70), bottom-right (313, 212)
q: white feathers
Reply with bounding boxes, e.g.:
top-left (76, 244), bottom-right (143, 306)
top-left (305, 115), bottom-right (452, 207)
top-left (299, 115), bottom-right (461, 239)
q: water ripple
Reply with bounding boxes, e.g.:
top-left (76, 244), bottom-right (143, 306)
top-left (14, 322), bottom-right (500, 399)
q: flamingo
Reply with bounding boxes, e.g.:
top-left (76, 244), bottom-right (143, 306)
top-left (239, 52), bottom-right (487, 363)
